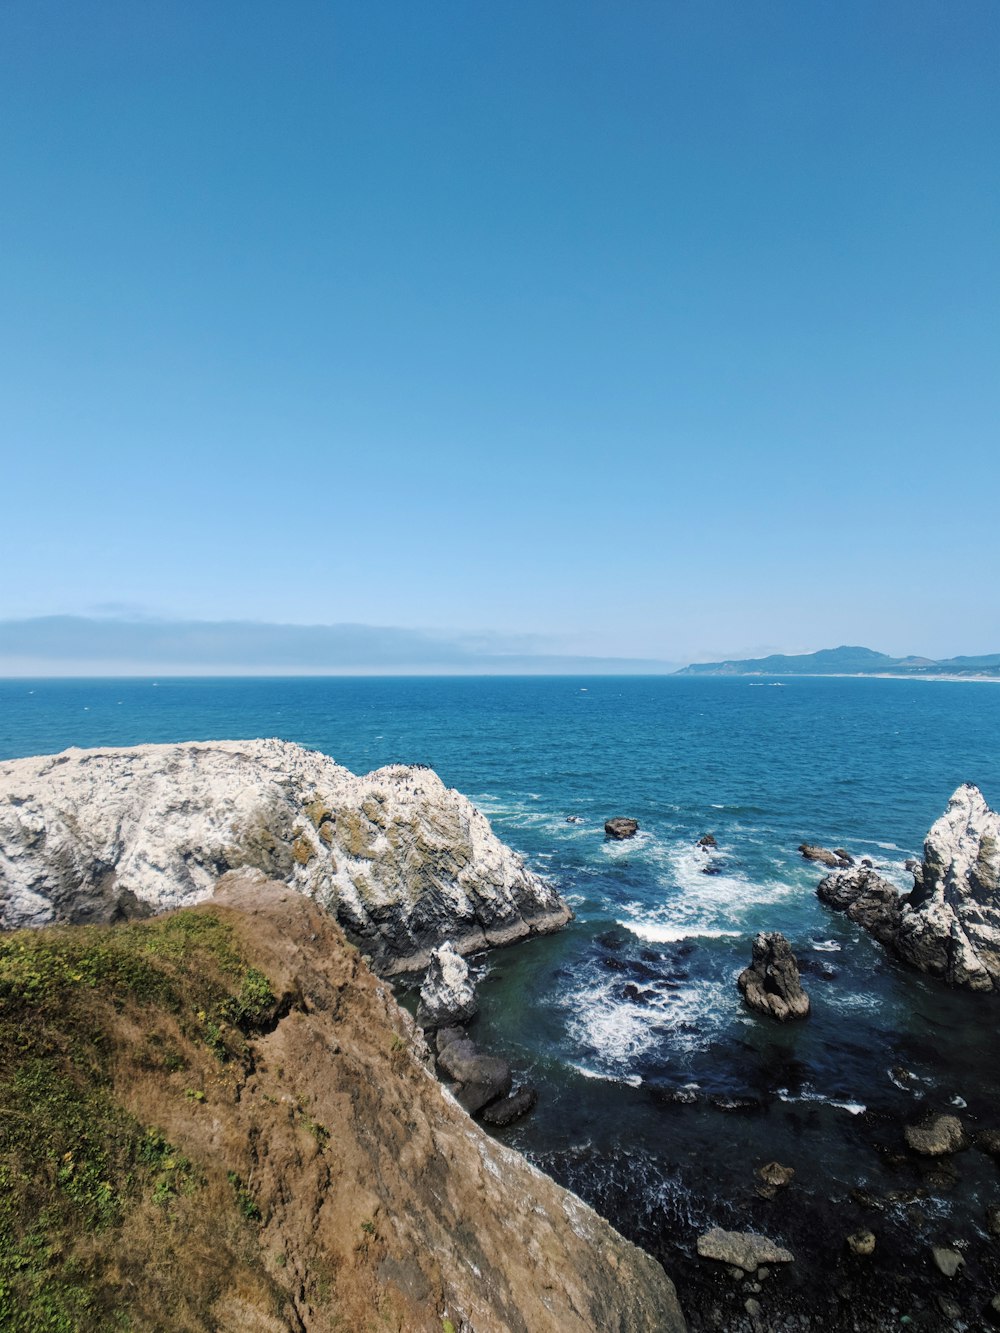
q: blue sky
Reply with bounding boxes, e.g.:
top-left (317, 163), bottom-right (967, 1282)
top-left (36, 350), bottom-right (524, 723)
top-left (1, 1), bottom-right (997, 671)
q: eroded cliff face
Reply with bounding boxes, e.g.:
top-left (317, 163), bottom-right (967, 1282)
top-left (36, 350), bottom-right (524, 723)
top-left (0, 879), bottom-right (685, 1333)
top-left (818, 783), bottom-right (1000, 990)
top-left (0, 740), bottom-right (570, 973)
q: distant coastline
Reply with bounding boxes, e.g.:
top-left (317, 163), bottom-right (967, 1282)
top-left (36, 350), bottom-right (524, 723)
top-left (675, 643), bottom-right (1000, 681)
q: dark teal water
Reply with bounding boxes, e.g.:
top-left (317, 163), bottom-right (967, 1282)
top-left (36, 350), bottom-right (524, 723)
top-left (3, 674), bottom-right (1000, 1325)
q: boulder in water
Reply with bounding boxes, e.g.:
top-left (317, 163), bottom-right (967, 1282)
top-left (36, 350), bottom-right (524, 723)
top-left (738, 932), bottom-right (810, 1021)
top-left (696, 1228), bottom-right (794, 1272)
top-left (605, 818), bottom-right (639, 840)
top-left (437, 1037), bottom-right (513, 1116)
top-left (904, 1114), bottom-right (969, 1156)
top-left (698, 833), bottom-right (717, 848)
top-left (799, 843), bottom-right (850, 869)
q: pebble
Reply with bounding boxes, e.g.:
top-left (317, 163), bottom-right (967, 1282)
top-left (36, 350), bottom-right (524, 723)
top-left (931, 1246), bottom-right (964, 1278)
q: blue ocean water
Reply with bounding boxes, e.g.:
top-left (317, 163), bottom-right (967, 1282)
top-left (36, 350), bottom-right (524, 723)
top-left (4, 674), bottom-right (1000, 1322)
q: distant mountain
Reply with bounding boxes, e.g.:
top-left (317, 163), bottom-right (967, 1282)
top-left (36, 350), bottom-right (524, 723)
top-left (675, 645), bottom-right (1000, 678)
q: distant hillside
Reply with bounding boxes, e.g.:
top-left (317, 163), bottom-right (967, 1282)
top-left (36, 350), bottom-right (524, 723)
top-left (676, 645), bottom-right (1000, 678)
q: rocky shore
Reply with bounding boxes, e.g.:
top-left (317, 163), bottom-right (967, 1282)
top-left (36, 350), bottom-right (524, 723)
top-left (0, 739), bottom-right (571, 974)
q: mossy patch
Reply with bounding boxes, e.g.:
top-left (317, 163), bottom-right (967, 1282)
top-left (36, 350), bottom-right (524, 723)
top-left (0, 911), bottom-right (279, 1331)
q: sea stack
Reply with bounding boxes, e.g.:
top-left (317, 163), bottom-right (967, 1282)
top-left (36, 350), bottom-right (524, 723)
top-left (818, 784), bottom-right (1000, 991)
top-left (738, 932), bottom-right (811, 1021)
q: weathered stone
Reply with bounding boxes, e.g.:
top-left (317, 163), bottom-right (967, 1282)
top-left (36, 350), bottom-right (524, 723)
top-left (605, 818), bottom-right (639, 840)
top-left (904, 1114), bottom-right (969, 1157)
top-left (435, 1025), bottom-right (466, 1053)
top-left (817, 866), bottom-right (903, 946)
top-left (846, 1230), bottom-right (876, 1257)
top-left (932, 1246), bottom-right (965, 1278)
top-left (799, 843), bottom-right (849, 868)
top-left (437, 1038), bottom-right (512, 1115)
top-left (0, 740), bottom-right (572, 976)
top-left (977, 1129), bottom-right (1000, 1158)
top-left (696, 1228), bottom-right (794, 1272)
top-left (480, 1085), bottom-right (538, 1126)
top-left (738, 933), bottom-right (810, 1021)
top-left (698, 834), bottom-right (718, 848)
top-left (417, 942), bottom-right (478, 1028)
top-left (756, 1161), bottom-right (795, 1189)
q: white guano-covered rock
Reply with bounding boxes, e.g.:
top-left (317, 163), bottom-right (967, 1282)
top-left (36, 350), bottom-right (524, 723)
top-left (0, 740), bottom-right (571, 974)
top-left (896, 783), bottom-right (1000, 990)
top-left (418, 941), bottom-right (478, 1027)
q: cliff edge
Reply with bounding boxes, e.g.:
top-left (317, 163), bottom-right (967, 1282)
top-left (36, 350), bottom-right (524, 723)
top-left (0, 740), bottom-right (571, 973)
top-left (0, 878), bottom-right (684, 1332)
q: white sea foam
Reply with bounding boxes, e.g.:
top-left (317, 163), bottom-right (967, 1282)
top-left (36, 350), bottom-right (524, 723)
top-left (777, 1087), bottom-right (866, 1115)
top-left (569, 1062), bottom-right (642, 1088)
top-left (619, 921), bottom-right (740, 943)
top-left (810, 939), bottom-right (842, 953)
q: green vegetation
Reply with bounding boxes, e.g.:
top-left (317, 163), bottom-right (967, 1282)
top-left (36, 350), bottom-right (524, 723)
top-left (0, 910), bottom-right (277, 1330)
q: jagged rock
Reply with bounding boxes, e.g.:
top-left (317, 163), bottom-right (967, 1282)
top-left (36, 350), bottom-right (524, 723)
top-left (799, 843), bottom-right (850, 869)
top-left (817, 866), bottom-right (903, 946)
top-left (698, 834), bottom-right (718, 848)
top-left (904, 1114), bottom-right (969, 1156)
top-left (605, 818), bottom-right (639, 840)
top-left (737, 933), bottom-right (810, 1021)
top-left (0, 740), bottom-right (571, 975)
top-left (977, 1129), bottom-right (1000, 1158)
top-left (756, 1161), bottom-right (795, 1189)
top-left (932, 1246), bottom-right (964, 1278)
top-left (846, 1231), bottom-right (876, 1257)
top-left (480, 1086), bottom-right (538, 1126)
top-left (833, 848), bottom-right (855, 865)
top-left (696, 1228), bottom-right (794, 1272)
top-left (818, 785), bottom-right (1000, 991)
top-left (437, 1037), bottom-right (512, 1115)
top-left (417, 942), bottom-right (477, 1028)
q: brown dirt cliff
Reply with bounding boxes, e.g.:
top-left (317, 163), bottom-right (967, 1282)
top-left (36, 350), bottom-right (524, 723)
top-left (0, 876), bottom-right (684, 1332)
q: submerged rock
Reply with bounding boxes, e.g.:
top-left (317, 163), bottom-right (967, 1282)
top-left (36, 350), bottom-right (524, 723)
top-left (0, 740), bottom-right (572, 975)
top-left (696, 1228), bottom-right (794, 1272)
top-left (904, 1114), bottom-right (969, 1156)
top-left (818, 784), bottom-right (1000, 991)
top-left (417, 942), bottom-right (478, 1028)
top-left (738, 932), bottom-right (811, 1021)
top-left (605, 817), bottom-right (639, 840)
top-left (698, 833), bottom-right (718, 848)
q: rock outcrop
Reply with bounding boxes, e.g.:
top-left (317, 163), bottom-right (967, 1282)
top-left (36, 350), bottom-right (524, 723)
top-left (818, 784), bottom-right (1000, 991)
top-left (605, 818), bottom-right (639, 840)
top-left (0, 740), bottom-right (571, 975)
top-left (417, 941), bottom-right (478, 1028)
top-left (737, 932), bottom-right (810, 1021)
top-left (0, 877), bottom-right (687, 1332)
top-left (799, 843), bottom-right (851, 869)
top-left (816, 865), bottom-right (903, 946)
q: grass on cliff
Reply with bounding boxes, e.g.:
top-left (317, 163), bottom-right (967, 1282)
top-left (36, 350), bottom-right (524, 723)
top-left (0, 910), bottom-right (280, 1332)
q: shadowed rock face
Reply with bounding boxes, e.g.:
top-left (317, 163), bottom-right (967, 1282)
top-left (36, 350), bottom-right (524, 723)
top-left (818, 784), bottom-right (1000, 991)
top-left (737, 932), bottom-right (810, 1021)
top-left (0, 740), bottom-right (571, 975)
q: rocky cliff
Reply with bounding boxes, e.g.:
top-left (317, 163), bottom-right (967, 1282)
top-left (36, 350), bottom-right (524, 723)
top-left (818, 783), bottom-right (1000, 990)
top-left (0, 740), bottom-right (570, 974)
top-left (0, 879), bottom-right (685, 1332)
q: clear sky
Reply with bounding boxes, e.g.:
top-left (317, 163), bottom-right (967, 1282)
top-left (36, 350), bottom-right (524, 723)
top-left (1, 1), bottom-right (997, 671)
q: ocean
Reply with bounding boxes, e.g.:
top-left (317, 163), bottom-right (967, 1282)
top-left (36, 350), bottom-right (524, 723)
top-left (3, 674), bottom-right (1000, 1327)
